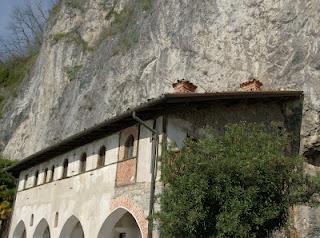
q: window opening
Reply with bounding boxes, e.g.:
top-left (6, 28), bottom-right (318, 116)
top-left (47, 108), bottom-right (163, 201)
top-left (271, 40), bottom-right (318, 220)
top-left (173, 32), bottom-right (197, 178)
top-left (62, 160), bottom-right (68, 178)
top-left (125, 135), bottom-right (134, 159)
top-left (98, 146), bottom-right (106, 168)
top-left (80, 153), bottom-right (87, 173)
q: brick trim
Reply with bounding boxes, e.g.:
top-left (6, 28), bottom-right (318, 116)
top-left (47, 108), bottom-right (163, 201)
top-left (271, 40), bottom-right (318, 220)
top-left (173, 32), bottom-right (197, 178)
top-left (116, 126), bottom-right (139, 186)
top-left (110, 197), bottom-right (148, 238)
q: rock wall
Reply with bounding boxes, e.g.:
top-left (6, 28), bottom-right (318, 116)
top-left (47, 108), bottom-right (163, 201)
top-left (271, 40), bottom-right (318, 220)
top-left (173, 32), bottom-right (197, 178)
top-left (1, 0), bottom-right (320, 160)
top-left (0, 0), bottom-right (320, 235)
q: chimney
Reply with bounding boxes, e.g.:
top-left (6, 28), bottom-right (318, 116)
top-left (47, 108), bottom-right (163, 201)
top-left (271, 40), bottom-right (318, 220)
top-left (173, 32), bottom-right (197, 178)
top-left (172, 79), bottom-right (197, 93)
top-left (240, 79), bottom-right (263, 92)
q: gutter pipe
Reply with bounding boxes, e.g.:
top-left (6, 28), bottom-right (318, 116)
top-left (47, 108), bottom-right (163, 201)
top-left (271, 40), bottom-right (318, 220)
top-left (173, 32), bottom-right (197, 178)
top-left (132, 111), bottom-right (158, 238)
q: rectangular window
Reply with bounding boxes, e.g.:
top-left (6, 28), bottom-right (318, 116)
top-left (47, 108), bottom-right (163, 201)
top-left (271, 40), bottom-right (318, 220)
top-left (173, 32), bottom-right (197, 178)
top-left (24, 175), bottom-right (28, 189)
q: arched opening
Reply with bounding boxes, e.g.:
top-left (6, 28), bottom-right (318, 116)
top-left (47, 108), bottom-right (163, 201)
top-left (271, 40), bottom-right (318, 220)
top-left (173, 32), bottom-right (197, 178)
top-left (116, 134), bottom-right (137, 186)
top-left (125, 135), bottom-right (134, 159)
top-left (97, 208), bottom-right (142, 238)
top-left (12, 220), bottom-right (26, 238)
top-left (33, 219), bottom-right (50, 238)
top-left (62, 160), bottom-right (68, 178)
top-left (98, 146), bottom-right (106, 168)
top-left (79, 153), bottom-right (87, 173)
top-left (59, 216), bottom-right (84, 238)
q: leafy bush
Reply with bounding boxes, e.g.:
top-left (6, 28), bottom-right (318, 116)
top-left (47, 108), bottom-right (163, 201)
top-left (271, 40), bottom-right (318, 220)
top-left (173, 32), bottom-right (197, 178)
top-left (0, 66), bottom-right (9, 85)
top-left (156, 123), bottom-right (320, 238)
top-left (0, 53), bottom-right (37, 90)
top-left (0, 156), bottom-right (16, 221)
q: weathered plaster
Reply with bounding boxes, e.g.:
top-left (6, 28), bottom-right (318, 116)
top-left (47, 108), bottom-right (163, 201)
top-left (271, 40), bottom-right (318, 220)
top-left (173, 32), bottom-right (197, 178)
top-left (9, 121), bottom-right (159, 238)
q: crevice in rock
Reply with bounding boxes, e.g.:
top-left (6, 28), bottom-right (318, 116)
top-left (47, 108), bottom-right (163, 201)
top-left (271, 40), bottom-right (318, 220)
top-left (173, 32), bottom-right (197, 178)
top-left (304, 147), bottom-right (320, 166)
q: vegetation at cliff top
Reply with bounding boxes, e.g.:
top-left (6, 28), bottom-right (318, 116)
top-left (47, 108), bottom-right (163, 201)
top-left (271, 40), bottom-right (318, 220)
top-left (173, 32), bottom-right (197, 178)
top-left (156, 123), bottom-right (320, 238)
top-left (0, 0), bottom-right (57, 117)
top-left (0, 53), bottom-right (39, 117)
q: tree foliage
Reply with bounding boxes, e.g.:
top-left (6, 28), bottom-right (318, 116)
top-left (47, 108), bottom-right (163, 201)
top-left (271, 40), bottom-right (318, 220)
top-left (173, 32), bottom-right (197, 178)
top-left (0, 156), bottom-right (16, 220)
top-left (157, 123), bottom-right (320, 238)
top-left (0, 0), bottom-right (57, 59)
top-left (0, 0), bottom-right (58, 116)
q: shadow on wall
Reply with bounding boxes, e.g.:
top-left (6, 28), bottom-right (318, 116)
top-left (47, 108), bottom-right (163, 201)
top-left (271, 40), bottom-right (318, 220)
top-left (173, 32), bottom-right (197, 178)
top-left (59, 216), bottom-right (84, 238)
top-left (12, 220), bottom-right (26, 238)
top-left (33, 219), bottom-right (50, 238)
top-left (98, 208), bottom-right (142, 238)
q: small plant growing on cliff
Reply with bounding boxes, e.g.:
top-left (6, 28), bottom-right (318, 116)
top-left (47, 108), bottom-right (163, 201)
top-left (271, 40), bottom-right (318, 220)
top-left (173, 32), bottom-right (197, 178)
top-left (156, 123), bottom-right (320, 238)
top-left (52, 32), bottom-right (68, 44)
top-left (51, 29), bottom-right (91, 52)
top-left (64, 65), bottom-right (82, 81)
top-left (139, 0), bottom-right (153, 11)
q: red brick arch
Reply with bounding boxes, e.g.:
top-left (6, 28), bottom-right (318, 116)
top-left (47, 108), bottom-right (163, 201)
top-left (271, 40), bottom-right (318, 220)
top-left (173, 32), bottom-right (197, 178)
top-left (110, 197), bottom-right (148, 238)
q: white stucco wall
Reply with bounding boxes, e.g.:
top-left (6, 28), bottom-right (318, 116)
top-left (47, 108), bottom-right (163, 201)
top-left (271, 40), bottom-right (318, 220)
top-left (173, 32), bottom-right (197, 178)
top-left (9, 118), bottom-right (162, 238)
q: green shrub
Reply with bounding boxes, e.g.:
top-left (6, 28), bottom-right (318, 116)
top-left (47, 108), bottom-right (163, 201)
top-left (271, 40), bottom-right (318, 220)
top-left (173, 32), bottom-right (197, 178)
top-left (0, 156), bottom-right (16, 221)
top-left (1, 53), bottom-right (38, 91)
top-left (0, 66), bottom-right (9, 85)
top-left (156, 123), bottom-right (320, 238)
top-left (64, 65), bottom-right (82, 81)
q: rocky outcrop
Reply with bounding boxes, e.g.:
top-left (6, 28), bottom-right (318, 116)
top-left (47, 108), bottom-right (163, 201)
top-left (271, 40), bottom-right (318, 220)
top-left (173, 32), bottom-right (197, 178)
top-left (0, 0), bottom-right (320, 235)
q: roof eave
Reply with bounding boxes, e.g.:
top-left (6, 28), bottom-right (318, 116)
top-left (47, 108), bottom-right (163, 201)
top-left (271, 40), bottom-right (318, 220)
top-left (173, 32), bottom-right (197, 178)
top-left (6, 91), bottom-right (303, 176)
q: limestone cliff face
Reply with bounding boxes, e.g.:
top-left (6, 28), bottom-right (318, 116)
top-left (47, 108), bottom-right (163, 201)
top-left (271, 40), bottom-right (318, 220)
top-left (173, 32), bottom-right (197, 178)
top-left (1, 0), bottom-right (320, 235)
top-left (2, 0), bottom-right (320, 160)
